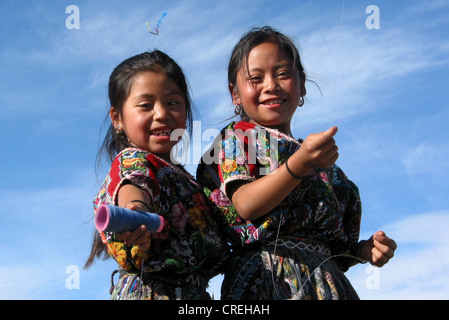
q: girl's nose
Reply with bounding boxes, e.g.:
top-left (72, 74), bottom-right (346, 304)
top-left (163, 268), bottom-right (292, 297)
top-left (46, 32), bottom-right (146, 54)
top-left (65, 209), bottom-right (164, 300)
top-left (153, 103), bottom-right (169, 120)
top-left (264, 76), bottom-right (279, 92)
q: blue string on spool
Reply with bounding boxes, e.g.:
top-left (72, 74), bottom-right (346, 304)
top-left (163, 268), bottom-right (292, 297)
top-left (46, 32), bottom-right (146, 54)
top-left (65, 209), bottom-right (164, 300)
top-left (95, 205), bottom-right (164, 233)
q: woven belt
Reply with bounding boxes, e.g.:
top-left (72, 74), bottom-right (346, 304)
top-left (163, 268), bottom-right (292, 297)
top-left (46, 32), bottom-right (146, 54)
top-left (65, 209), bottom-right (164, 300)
top-left (262, 238), bottom-right (332, 257)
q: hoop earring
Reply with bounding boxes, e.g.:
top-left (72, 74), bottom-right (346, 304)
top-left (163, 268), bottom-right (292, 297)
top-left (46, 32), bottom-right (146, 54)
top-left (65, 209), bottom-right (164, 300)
top-left (234, 104), bottom-right (242, 115)
top-left (298, 96), bottom-right (304, 107)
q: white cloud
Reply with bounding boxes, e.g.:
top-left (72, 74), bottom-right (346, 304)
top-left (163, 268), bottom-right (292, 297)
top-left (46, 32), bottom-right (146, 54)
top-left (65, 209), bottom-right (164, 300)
top-left (402, 143), bottom-right (449, 178)
top-left (346, 211), bottom-right (449, 299)
top-left (292, 24), bottom-right (449, 133)
top-left (0, 265), bottom-right (50, 299)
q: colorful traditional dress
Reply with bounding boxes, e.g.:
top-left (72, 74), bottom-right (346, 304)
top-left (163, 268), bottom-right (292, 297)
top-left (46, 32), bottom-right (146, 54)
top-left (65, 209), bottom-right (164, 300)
top-left (94, 148), bottom-right (228, 300)
top-left (196, 121), bottom-right (362, 300)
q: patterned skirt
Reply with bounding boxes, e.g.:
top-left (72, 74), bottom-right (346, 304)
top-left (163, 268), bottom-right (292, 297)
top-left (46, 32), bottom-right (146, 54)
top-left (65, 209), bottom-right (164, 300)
top-left (221, 238), bottom-right (360, 300)
top-left (110, 270), bottom-right (212, 300)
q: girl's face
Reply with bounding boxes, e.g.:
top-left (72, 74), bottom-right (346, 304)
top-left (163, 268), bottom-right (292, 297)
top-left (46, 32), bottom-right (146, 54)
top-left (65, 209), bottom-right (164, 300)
top-left (111, 71), bottom-right (187, 161)
top-left (230, 41), bottom-right (304, 135)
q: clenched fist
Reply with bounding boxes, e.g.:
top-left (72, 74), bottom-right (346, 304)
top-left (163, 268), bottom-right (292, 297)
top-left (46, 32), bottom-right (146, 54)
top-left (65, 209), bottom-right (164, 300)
top-left (287, 126), bottom-right (340, 177)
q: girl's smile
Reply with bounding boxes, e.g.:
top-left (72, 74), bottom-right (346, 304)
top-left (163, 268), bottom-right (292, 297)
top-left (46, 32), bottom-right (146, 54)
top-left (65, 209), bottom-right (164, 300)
top-left (259, 98), bottom-right (285, 109)
top-left (149, 126), bottom-right (172, 140)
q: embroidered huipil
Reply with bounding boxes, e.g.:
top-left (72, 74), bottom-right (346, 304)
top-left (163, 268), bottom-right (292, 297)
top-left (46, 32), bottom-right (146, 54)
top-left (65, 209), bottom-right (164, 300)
top-left (197, 121), bottom-right (362, 299)
top-left (94, 148), bottom-right (227, 299)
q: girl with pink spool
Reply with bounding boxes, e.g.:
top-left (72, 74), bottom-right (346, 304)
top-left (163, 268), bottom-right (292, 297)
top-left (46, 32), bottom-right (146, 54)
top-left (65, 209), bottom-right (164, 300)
top-left (85, 50), bottom-right (227, 300)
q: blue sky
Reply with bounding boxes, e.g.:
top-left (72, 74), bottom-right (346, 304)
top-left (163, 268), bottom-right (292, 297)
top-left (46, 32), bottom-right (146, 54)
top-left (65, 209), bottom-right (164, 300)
top-left (1, 0), bottom-right (448, 299)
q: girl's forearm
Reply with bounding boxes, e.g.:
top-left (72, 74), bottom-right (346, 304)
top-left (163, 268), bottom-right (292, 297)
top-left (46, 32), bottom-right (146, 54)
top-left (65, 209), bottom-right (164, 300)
top-left (231, 156), bottom-right (310, 220)
top-left (230, 127), bottom-right (337, 220)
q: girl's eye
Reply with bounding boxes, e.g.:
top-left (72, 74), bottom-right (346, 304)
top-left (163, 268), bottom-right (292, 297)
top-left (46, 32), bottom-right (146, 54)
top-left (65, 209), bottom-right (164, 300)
top-left (167, 101), bottom-right (180, 106)
top-left (139, 103), bottom-right (153, 109)
top-left (277, 70), bottom-right (292, 78)
top-left (249, 75), bottom-right (263, 83)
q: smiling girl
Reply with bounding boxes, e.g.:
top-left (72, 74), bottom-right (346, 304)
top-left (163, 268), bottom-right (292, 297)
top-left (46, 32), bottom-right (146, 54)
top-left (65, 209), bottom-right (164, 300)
top-left (85, 50), bottom-right (227, 300)
top-left (197, 26), bottom-right (396, 300)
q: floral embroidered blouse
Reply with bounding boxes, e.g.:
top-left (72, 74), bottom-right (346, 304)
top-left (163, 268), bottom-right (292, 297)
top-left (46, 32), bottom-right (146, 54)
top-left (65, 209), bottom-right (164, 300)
top-left (94, 148), bottom-right (227, 279)
top-left (196, 121), bottom-right (362, 271)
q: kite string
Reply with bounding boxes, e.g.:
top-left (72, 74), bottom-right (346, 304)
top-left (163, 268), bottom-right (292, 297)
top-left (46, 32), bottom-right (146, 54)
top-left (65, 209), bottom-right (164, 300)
top-left (303, 0), bottom-right (449, 281)
top-left (338, 0), bottom-right (345, 56)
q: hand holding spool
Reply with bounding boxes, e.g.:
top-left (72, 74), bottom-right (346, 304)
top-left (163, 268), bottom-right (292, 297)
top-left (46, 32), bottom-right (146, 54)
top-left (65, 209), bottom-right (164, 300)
top-left (95, 204), bottom-right (164, 233)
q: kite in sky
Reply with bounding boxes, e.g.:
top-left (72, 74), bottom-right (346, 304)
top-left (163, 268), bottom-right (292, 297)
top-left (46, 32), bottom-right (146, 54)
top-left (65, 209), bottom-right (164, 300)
top-left (146, 11), bottom-right (168, 35)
